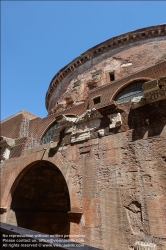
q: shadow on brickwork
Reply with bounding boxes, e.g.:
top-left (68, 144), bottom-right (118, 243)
top-left (128, 100), bottom-right (166, 141)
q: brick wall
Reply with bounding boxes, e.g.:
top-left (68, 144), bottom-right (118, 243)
top-left (88, 60), bottom-right (166, 109)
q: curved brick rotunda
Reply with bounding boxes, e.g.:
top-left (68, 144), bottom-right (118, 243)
top-left (1, 24), bottom-right (166, 250)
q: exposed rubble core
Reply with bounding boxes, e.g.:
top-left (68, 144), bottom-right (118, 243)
top-left (1, 24), bottom-right (166, 250)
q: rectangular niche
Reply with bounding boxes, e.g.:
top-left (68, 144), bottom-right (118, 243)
top-left (93, 96), bottom-right (101, 105)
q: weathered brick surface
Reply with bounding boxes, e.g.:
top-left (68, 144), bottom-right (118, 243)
top-left (88, 60), bottom-right (166, 110)
top-left (1, 25), bottom-right (166, 250)
top-left (1, 122), bottom-right (166, 249)
top-left (46, 24), bottom-right (166, 112)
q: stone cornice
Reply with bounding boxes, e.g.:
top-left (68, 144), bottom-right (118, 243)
top-left (45, 24), bottom-right (166, 111)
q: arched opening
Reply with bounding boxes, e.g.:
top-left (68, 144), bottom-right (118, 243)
top-left (40, 122), bottom-right (59, 145)
top-left (7, 161), bottom-right (70, 235)
top-left (114, 80), bottom-right (146, 103)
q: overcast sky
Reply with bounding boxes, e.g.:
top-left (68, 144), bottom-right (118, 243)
top-left (1, 1), bottom-right (166, 120)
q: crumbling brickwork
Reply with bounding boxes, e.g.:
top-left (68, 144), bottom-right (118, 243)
top-left (1, 24), bottom-right (166, 250)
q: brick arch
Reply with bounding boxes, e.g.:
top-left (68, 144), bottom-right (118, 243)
top-left (112, 77), bottom-right (153, 101)
top-left (1, 151), bottom-right (66, 217)
top-left (6, 158), bottom-right (71, 235)
top-left (10, 159), bottom-right (67, 199)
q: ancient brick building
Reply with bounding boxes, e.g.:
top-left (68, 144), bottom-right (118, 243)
top-left (1, 24), bottom-right (166, 250)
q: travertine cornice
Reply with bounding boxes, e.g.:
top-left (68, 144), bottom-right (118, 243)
top-left (45, 24), bottom-right (166, 111)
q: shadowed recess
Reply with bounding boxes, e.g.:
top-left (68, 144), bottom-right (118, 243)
top-left (8, 161), bottom-right (70, 236)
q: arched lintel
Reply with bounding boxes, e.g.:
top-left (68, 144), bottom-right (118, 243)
top-left (10, 160), bottom-right (67, 198)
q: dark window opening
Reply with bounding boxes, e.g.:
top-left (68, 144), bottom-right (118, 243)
top-left (93, 96), bottom-right (101, 105)
top-left (109, 72), bottom-right (115, 82)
